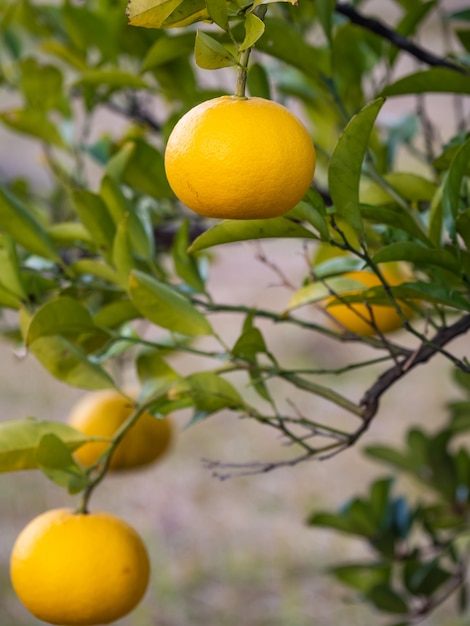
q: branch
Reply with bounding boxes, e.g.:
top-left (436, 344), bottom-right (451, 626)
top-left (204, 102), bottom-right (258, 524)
top-left (360, 314), bottom-right (470, 420)
top-left (335, 2), bottom-right (468, 74)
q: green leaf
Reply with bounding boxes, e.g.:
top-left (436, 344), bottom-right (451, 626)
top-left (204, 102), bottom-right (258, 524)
top-left (137, 350), bottom-right (182, 400)
top-left (142, 32), bottom-right (195, 70)
top-left (127, 0), bottom-right (185, 28)
top-left (161, 0), bottom-right (209, 28)
top-left (0, 234), bottom-right (27, 301)
top-left (443, 136), bottom-right (470, 233)
top-left (0, 419), bottom-right (89, 472)
top-left (255, 18), bottom-right (323, 83)
top-left (172, 220), bottom-right (206, 292)
top-left (364, 445), bottom-right (418, 473)
top-left (93, 300), bottom-right (140, 329)
top-left (247, 62), bottom-right (271, 99)
top-left (112, 216), bottom-right (136, 287)
top-left (371, 242), bottom-right (459, 272)
top-left (121, 140), bottom-right (172, 199)
top-left (189, 216), bottom-right (318, 253)
top-left (47, 222), bottom-right (94, 247)
top-left (360, 204), bottom-right (430, 244)
top-left (29, 335), bottom-right (115, 389)
top-left (205, 0), bottom-right (228, 30)
top-left (403, 559), bottom-right (452, 597)
top-left (129, 269), bottom-right (213, 336)
top-left (316, 0), bottom-right (336, 43)
top-left (26, 297), bottom-right (98, 346)
top-left (331, 562), bottom-right (391, 594)
top-left (74, 69), bottom-right (148, 90)
top-left (36, 433), bottom-right (88, 494)
top-left (239, 13), bottom-right (265, 51)
top-left (170, 371), bottom-right (244, 416)
top-left (195, 31), bottom-right (237, 69)
top-left (0, 109), bottom-right (66, 148)
top-left (286, 276), bottom-right (367, 312)
top-left (308, 511), bottom-right (357, 534)
top-left (381, 68), bottom-right (470, 97)
top-left (20, 57), bottom-right (64, 112)
top-left (72, 189), bottom-right (116, 261)
top-left (370, 477), bottom-right (394, 525)
top-left (0, 186), bottom-right (61, 262)
top-left (71, 259), bottom-right (119, 284)
top-left (360, 173), bottom-right (438, 204)
top-left (366, 584), bottom-right (409, 614)
top-left (329, 98), bottom-right (385, 232)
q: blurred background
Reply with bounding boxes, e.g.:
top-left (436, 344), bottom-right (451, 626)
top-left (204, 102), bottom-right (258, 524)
top-left (1, 0), bottom-right (470, 624)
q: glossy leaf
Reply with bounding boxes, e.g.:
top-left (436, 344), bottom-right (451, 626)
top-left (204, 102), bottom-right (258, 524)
top-left (129, 269), bottom-right (213, 336)
top-left (360, 204), bottom-right (430, 244)
top-left (121, 140), bottom-right (172, 198)
top-left (194, 31), bottom-right (237, 69)
top-left (329, 99), bottom-right (385, 232)
top-left (0, 419), bottom-right (89, 472)
top-left (0, 186), bottom-right (61, 262)
top-left (189, 216), bottom-right (318, 253)
top-left (162, 0), bottom-right (209, 28)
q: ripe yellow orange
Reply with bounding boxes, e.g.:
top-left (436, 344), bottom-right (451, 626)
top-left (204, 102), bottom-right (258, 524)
top-left (325, 269), bottom-right (412, 336)
top-left (10, 508), bottom-right (150, 625)
top-left (164, 95), bottom-right (316, 220)
top-left (68, 389), bottom-right (173, 471)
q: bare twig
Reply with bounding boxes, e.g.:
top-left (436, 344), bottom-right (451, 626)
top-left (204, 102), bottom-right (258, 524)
top-left (336, 2), bottom-right (468, 73)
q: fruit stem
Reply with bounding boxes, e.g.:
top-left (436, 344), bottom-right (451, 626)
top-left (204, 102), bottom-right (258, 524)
top-left (235, 47), bottom-right (252, 98)
top-left (75, 398), bottom-right (155, 514)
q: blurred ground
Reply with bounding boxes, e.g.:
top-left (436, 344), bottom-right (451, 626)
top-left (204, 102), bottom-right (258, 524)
top-left (1, 1), bottom-right (470, 624)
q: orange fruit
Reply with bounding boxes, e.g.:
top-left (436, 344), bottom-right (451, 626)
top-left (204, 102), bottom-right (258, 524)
top-left (68, 389), bottom-right (172, 471)
top-left (325, 269), bottom-right (412, 336)
top-left (164, 95), bottom-right (316, 220)
top-left (10, 508), bottom-right (150, 625)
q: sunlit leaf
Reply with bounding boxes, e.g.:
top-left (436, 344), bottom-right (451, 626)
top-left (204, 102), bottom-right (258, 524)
top-left (239, 13), bottom-right (265, 51)
top-left (371, 242), bottom-right (459, 272)
top-left (26, 297), bottom-right (98, 346)
top-left (126, 0), bottom-right (184, 28)
top-left (129, 269), bottom-right (213, 336)
top-left (0, 419), bottom-right (89, 472)
top-left (205, 0), bottom-right (228, 30)
top-left (0, 109), bottom-right (66, 147)
top-left (189, 216), bottom-right (318, 252)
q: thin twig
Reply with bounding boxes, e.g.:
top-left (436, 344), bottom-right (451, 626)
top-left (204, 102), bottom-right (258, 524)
top-left (336, 2), bottom-right (468, 73)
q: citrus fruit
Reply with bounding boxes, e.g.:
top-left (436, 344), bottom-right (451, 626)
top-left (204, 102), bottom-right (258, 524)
top-left (68, 389), bottom-right (173, 471)
top-left (10, 508), bottom-right (150, 625)
top-left (164, 95), bottom-right (316, 220)
top-left (325, 269), bottom-right (412, 336)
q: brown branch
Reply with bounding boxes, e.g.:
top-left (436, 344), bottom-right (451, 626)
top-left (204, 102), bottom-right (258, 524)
top-left (336, 2), bottom-right (468, 74)
top-left (360, 314), bottom-right (470, 420)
